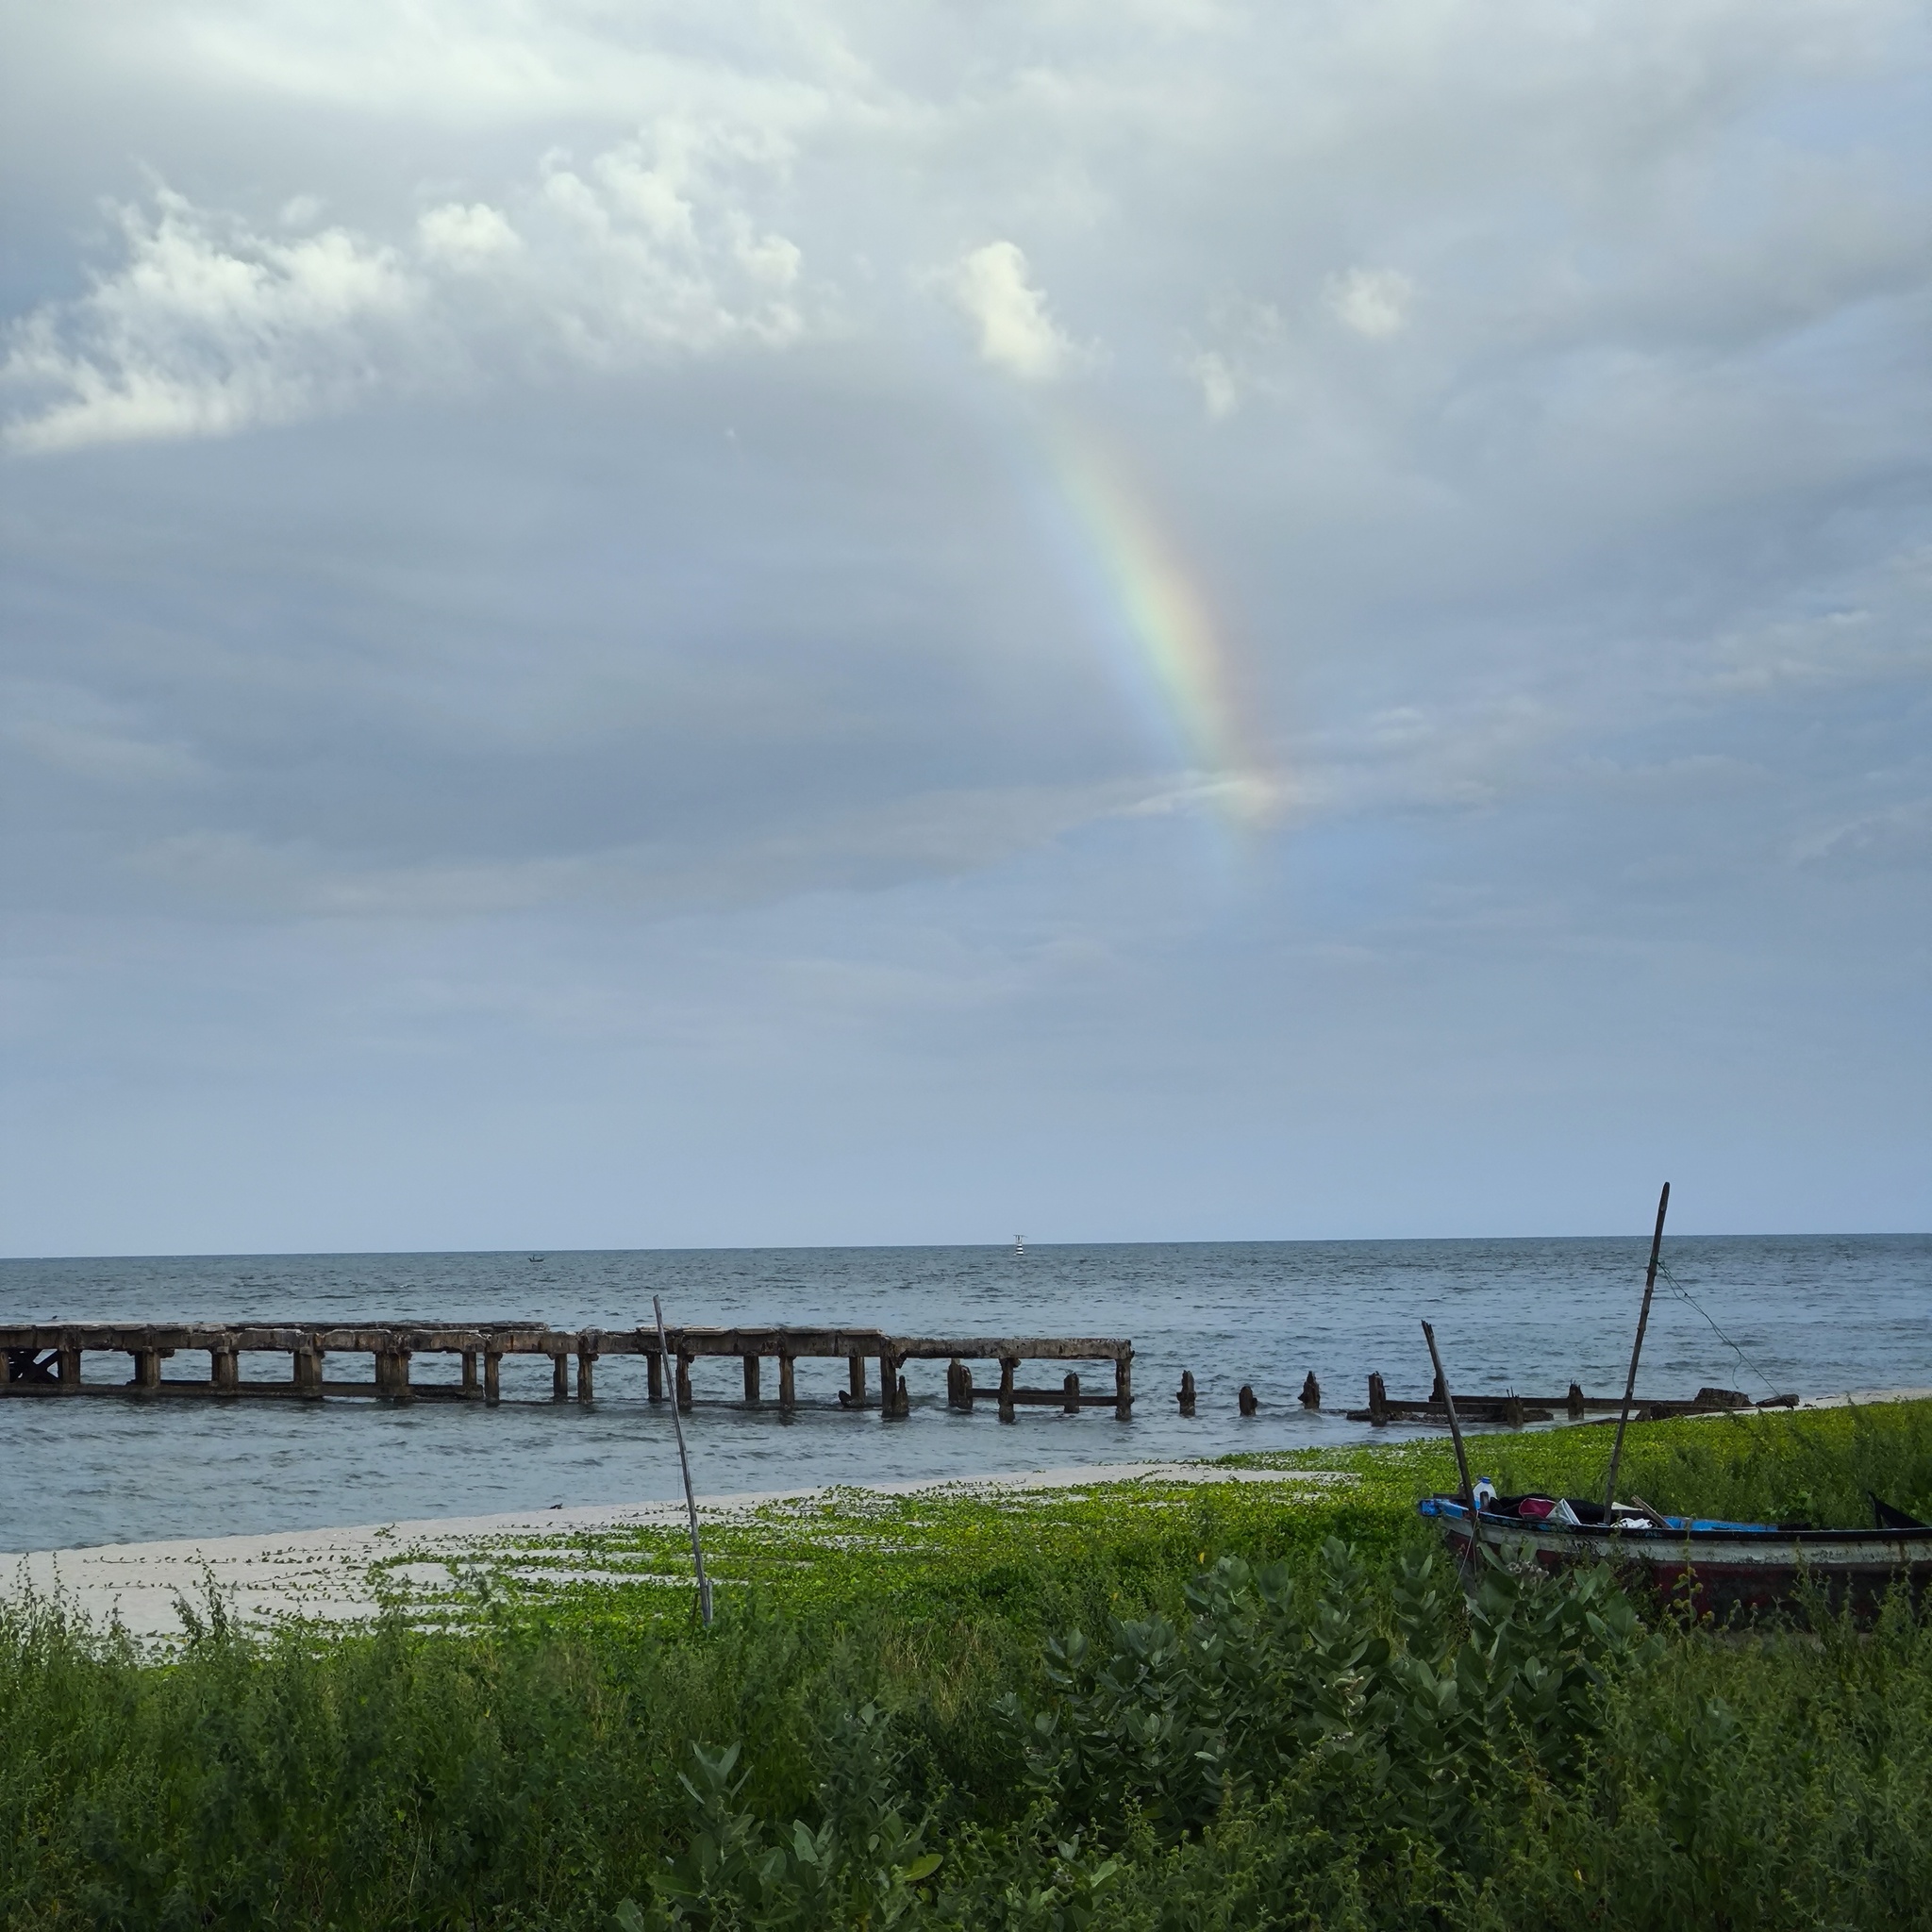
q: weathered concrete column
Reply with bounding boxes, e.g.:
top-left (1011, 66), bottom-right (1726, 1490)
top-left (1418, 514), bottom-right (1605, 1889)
top-left (132, 1348), bottom-right (161, 1391)
top-left (1367, 1372), bottom-right (1389, 1426)
top-left (392, 1350), bottom-right (412, 1400)
top-left (210, 1347), bottom-right (240, 1392)
top-left (1300, 1371), bottom-right (1321, 1409)
top-left (1176, 1369), bottom-right (1196, 1417)
top-left (1566, 1382), bottom-right (1586, 1421)
top-left (960, 1363), bottom-right (974, 1409)
top-left (484, 1351), bottom-right (502, 1402)
top-left (877, 1353), bottom-right (899, 1418)
top-left (576, 1348), bottom-right (595, 1403)
top-left (675, 1353), bottom-right (693, 1412)
top-left (647, 1350), bottom-right (664, 1401)
top-left (741, 1354), bottom-right (760, 1405)
top-left (1062, 1372), bottom-right (1080, 1414)
top-left (847, 1355), bottom-right (865, 1407)
top-left (461, 1350), bottom-right (478, 1395)
top-left (58, 1343), bottom-right (81, 1391)
top-left (551, 1350), bottom-right (569, 1400)
top-left (293, 1347), bottom-right (324, 1395)
top-left (998, 1356), bottom-right (1016, 1424)
top-left (1114, 1353), bottom-right (1132, 1420)
top-left (778, 1355), bottom-right (795, 1409)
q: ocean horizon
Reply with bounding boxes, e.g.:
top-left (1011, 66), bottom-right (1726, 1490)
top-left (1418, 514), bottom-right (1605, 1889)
top-left (5, 1233), bottom-right (1928, 1553)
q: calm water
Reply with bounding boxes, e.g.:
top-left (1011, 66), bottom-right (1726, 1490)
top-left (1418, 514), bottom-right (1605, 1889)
top-left (3, 1237), bottom-right (1927, 1552)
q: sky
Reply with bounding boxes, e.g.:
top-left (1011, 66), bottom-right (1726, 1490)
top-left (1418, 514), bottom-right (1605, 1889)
top-left (2, 0), bottom-right (1929, 1256)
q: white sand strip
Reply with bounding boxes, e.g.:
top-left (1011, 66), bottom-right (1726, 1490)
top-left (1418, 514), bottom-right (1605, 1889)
top-left (1, 1460), bottom-right (1349, 1642)
top-left (1792, 1387), bottom-right (1932, 1409)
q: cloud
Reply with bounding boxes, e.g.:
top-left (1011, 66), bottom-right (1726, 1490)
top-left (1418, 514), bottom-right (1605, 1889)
top-left (3, 0), bottom-right (1932, 1250)
top-left (1324, 266), bottom-right (1414, 340)
top-left (4, 129), bottom-right (808, 452)
top-left (415, 201), bottom-right (522, 269)
top-left (128, 774), bottom-right (1176, 918)
top-left (3, 190), bottom-right (419, 452)
top-left (1793, 798), bottom-right (1932, 872)
top-left (946, 241), bottom-right (1077, 381)
top-left (1187, 349), bottom-right (1239, 419)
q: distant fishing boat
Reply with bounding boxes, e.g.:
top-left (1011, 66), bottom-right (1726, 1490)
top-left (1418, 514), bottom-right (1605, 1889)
top-left (527, 1255), bottom-right (544, 1264)
top-left (1419, 1491), bottom-right (1932, 1621)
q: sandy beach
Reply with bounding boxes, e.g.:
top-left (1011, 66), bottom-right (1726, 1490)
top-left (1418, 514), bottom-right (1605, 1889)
top-left (1, 1459), bottom-right (1347, 1641)
top-left (9, 1389), bottom-right (1925, 1642)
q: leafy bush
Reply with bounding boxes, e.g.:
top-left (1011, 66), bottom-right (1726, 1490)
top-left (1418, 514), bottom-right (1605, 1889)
top-left (8, 1403), bottom-right (1932, 1928)
top-left (999, 1541), bottom-right (1649, 1848)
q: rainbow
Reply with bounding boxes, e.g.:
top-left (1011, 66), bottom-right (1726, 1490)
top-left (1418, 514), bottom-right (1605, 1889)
top-left (1041, 416), bottom-right (1280, 828)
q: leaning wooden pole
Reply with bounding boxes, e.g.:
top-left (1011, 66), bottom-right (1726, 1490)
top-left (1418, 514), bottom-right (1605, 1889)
top-left (1421, 1321), bottom-right (1482, 1557)
top-left (1604, 1181), bottom-right (1672, 1520)
top-left (655, 1295), bottom-right (713, 1627)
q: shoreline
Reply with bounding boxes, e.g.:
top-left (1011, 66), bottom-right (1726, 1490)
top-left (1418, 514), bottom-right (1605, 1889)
top-left (8, 1386), bottom-right (1928, 1641)
top-left (2, 1459), bottom-right (1346, 1641)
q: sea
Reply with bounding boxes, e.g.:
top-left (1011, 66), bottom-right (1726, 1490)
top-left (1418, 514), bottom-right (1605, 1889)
top-left (3, 1236), bottom-right (1928, 1554)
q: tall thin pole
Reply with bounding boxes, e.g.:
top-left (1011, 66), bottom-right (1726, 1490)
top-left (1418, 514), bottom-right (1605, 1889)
top-left (1421, 1321), bottom-right (1482, 1557)
top-left (1604, 1182), bottom-right (1671, 1520)
top-left (655, 1295), bottom-right (712, 1626)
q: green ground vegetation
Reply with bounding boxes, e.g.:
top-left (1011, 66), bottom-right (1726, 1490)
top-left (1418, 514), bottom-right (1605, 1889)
top-left (4, 1399), bottom-right (1931, 1929)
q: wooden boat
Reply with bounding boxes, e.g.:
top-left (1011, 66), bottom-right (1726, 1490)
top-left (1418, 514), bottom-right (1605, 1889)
top-left (1419, 1492), bottom-right (1932, 1621)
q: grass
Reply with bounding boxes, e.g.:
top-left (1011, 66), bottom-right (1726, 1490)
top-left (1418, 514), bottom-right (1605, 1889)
top-left (1227, 1393), bottom-right (1932, 1528)
top-left (3, 1399), bottom-right (1930, 1929)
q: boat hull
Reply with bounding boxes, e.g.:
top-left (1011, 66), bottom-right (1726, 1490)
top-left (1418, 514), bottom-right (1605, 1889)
top-left (1421, 1499), bottom-right (1932, 1622)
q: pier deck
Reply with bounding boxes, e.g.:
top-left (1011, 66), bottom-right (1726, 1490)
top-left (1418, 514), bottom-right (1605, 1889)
top-left (0, 1323), bottom-right (1134, 1420)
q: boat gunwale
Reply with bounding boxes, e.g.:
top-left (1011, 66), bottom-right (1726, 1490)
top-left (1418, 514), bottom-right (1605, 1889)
top-left (1419, 1494), bottom-right (1932, 1551)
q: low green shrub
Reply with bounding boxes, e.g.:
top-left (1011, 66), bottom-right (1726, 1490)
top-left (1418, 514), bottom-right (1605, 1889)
top-left (6, 1400), bottom-right (1931, 1928)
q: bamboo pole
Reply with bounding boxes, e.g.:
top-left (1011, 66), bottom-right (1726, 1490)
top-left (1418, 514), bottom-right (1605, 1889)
top-left (1604, 1182), bottom-right (1672, 1519)
top-left (655, 1295), bottom-right (712, 1627)
top-left (1420, 1321), bottom-right (1482, 1558)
